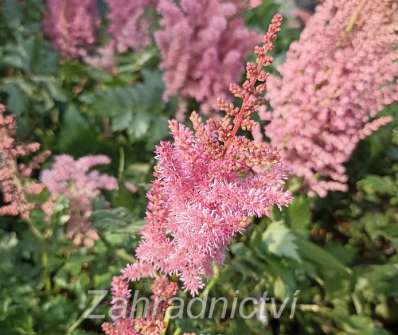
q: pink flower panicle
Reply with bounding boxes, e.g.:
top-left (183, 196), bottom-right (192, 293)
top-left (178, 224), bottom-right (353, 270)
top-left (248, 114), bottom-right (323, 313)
top-left (107, 0), bottom-right (154, 53)
top-left (104, 14), bottom-right (290, 335)
top-left (264, 0), bottom-right (398, 197)
top-left (40, 154), bottom-right (117, 247)
top-left (46, 0), bottom-right (259, 73)
top-left (138, 13), bottom-right (289, 295)
top-left (43, 0), bottom-right (99, 58)
top-left (155, 0), bottom-right (261, 117)
top-left (0, 104), bottom-right (48, 219)
top-left (86, 0), bottom-right (155, 70)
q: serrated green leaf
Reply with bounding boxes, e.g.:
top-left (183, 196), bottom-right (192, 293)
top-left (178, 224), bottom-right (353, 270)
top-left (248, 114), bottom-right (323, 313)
top-left (262, 222), bottom-right (301, 262)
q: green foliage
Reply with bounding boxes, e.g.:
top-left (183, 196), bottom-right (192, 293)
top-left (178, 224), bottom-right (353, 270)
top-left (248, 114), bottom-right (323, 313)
top-left (262, 221), bottom-right (301, 261)
top-left (80, 70), bottom-right (171, 147)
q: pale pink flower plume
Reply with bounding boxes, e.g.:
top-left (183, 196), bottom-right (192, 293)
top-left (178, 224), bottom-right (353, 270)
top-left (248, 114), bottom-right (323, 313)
top-left (43, 0), bottom-right (99, 58)
top-left (107, 0), bottom-right (154, 53)
top-left (86, 0), bottom-right (155, 70)
top-left (155, 0), bottom-right (261, 117)
top-left (0, 104), bottom-right (49, 219)
top-left (103, 17), bottom-right (290, 334)
top-left (40, 155), bottom-right (117, 247)
top-left (264, 0), bottom-right (398, 197)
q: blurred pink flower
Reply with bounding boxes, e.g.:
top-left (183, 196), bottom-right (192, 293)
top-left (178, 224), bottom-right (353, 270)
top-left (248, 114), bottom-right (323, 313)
top-left (124, 181), bottom-right (138, 194)
top-left (0, 104), bottom-right (48, 219)
top-left (107, 0), bottom-right (154, 53)
top-left (41, 155), bottom-right (117, 247)
top-left (43, 0), bottom-right (99, 58)
top-left (264, 0), bottom-right (398, 197)
top-left (250, 0), bottom-right (262, 7)
top-left (85, 0), bottom-right (155, 71)
top-left (155, 0), bottom-right (260, 117)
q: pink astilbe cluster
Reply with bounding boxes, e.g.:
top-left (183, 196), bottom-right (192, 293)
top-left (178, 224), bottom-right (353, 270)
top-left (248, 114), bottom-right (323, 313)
top-left (107, 0), bottom-right (154, 53)
top-left (0, 104), bottom-right (49, 219)
top-left (264, 0), bottom-right (398, 197)
top-left (103, 14), bottom-right (290, 335)
top-left (40, 155), bottom-right (117, 247)
top-left (134, 14), bottom-right (289, 294)
top-left (155, 0), bottom-right (261, 117)
top-left (43, 0), bottom-right (99, 58)
top-left (86, 0), bottom-right (155, 70)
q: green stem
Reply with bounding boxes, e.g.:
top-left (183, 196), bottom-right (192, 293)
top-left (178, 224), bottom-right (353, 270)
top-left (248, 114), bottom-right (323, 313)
top-left (161, 307), bottom-right (172, 335)
top-left (118, 147), bottom-right (125, 182)
top-left (26, 218), bottom-right (44, 240)
top-left (42, 244), bottom-right (52, 293)
top-left (26, 219), bottom-right (52, 292)
top-left (67, 307), bottom-right (91, 335)
top-left (199, 266), bottom-right (220, 298)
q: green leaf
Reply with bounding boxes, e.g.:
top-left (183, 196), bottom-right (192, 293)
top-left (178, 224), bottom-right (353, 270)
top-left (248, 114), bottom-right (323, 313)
top-left (262, 222), bottom-right (301, 262)
top-left (4, 0), bottom-right (23, 22)
top-left (128, 112), bottom-right (151, 140)
top-left (358, 175), bottom-right (397, 196)
top-left (295, 237), bottom-right (350, 274)
top-left (286, 196), bottom-right (311, 234)
top-left (92, 207), bottom-right (143, 234)
top-left (2, 84), bottom-right (27, 116)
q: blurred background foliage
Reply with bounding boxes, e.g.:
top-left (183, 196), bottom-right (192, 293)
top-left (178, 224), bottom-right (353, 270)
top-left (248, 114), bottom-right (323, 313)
top-left (0, 0), bottom-right (397, 334)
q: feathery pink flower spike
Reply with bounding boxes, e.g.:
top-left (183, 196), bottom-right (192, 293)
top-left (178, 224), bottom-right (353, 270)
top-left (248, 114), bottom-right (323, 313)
top-left (86, 0), bottom-right (155, 70)
top-left (43, 0), bottom-right (99, 58)
top-left (103, 14), bottom-right (291, 335)
top-left (155, 0), bottom-right (261, 118)
top-left (0, 104), bottom-right (49, 219)
top-left (107, 0), bottom-right (154, 53)
top-left (41, 155), bottom-right (117, 247)
top-left (264, 0), bottom-right (398, 197)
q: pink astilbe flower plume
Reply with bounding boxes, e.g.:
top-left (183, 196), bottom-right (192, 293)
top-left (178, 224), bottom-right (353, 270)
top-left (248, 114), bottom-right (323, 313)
top-left (264, 0), bottom-right (398, 197)
top-left (43, 0), bottom-right (99, 58)
top-left (107, 0), bottom-right (154, 53)
top-left (155, 0), bottom-right (261, 118)
top-left (0, 104), bottom-right (49, 219)
top-left (103, 14), bottom-right (290, 335)
top-left (86, 0), bottom-right (155, 70)
top-left (40, 155), bottom-right (117, 247)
